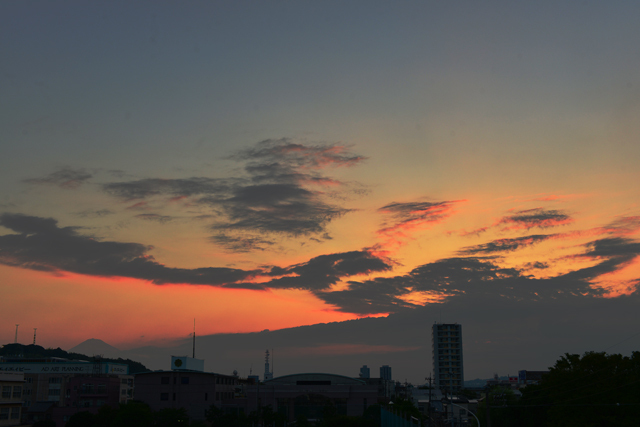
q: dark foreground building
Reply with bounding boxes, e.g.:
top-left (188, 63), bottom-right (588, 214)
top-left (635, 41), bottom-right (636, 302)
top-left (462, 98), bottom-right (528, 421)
top-left (135, 369), bottom-right (238, 421)
top-left (244, 373), bottom-right (379, 422)
top-left (135, 367), bottom-right (380, 423)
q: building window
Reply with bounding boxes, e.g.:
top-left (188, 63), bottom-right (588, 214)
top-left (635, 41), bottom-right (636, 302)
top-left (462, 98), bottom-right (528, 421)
top-left (48, 389), bottom-right (61, 396)
top-left (172, 393), bottom-right (176, 401)
top-left (181, 377), bottom-right (189, 385)
top-left (2, 386), bottom-right (11, 398)
top-left (49, 377), bottom-right (62, 384)
top-left (0, 408), bottom-right (9, 420)
top-left (161, 377), bottom-right (170, 385)
top-left (216, 392), bottom-right (220, 401)
top-left (160, 393), bottom-right (169, 401)
top-left (205, 393), bottom-right (208, 401)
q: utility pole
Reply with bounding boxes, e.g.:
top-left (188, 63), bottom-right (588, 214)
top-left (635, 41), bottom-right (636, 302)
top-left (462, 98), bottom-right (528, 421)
top-left (485, 390), bottom-right (491, 427)
top-left (33, 328), bottom-right (37, 345)
top-left (426, 374), bottom-right (432, 427)
top-left (14, 324), bottom-right (19, 343)
top-left (449, 368), bottom-right (454, 427)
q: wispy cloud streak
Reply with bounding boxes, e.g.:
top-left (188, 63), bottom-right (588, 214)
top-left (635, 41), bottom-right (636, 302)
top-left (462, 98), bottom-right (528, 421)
top-left (497, 208), bottom-right (573, 231)
top-left (376, 200), bottom-right (462, 249)
top-left (24, 167), bottom-right (93, 189)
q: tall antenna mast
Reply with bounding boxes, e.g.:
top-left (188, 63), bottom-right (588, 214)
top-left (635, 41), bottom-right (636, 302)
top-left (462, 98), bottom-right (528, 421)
top-left (264, 350), bottom-right (273, 380)
top-left (14, 324), bottom-right (19, 343)
top-left (192, 318), bottom-right (196, 359)
top-left (33, 328), bottom-right (37, 345)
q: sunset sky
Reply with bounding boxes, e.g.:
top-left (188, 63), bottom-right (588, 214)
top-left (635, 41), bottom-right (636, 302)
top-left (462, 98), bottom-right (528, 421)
top-left (2, 1), bottom-right (640, 380)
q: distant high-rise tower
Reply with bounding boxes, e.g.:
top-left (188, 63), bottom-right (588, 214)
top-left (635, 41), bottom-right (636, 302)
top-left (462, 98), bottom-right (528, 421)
top-left (359, 365), bottom-right (370, 379)
top-left (380, 365), bottom-right (392, 381)
top-left (432, 323), bottom-right (464, 393)
top-left (264, 350), bottom-right (273, 381)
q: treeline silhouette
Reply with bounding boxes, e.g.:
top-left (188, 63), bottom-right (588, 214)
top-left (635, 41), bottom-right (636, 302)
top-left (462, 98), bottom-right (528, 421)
top-left (0, 343), bottom-right (148, 374)
top-left (477, 351), bottom-right (640, 427)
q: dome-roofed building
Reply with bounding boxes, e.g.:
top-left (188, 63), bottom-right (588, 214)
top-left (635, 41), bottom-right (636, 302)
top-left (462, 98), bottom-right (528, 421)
top-left (244, 373), bottom-right (379, 422)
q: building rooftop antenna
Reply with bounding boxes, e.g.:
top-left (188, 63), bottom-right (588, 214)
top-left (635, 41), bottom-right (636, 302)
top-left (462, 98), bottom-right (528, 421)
top-left (192, 318), bottom-right (196, 359)
top-left (33, 328), bottom-right (37, 345)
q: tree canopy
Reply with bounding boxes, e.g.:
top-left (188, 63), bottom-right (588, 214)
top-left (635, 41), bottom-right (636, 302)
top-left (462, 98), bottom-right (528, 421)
top-left (478, 351), bottom-right (640, 427)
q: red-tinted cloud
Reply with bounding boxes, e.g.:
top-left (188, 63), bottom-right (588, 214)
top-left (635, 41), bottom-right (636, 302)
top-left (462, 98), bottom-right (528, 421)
top-left (599, 216), bottom-right (640, 236)
top-left (376, 199), bottom-right (462, 250)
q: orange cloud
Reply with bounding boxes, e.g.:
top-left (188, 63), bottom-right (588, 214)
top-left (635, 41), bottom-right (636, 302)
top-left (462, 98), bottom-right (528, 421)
top-left (588, 255), bottom-right (640, 297)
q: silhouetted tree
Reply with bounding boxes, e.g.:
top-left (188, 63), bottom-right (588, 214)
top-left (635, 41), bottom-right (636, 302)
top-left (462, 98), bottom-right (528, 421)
top-left (155, 407), bottom-right (189, 427)
top-left (478, 351), bottom-right (640, 427)
top-left (111, 401), bottom-right (153, 427)
top-left (65, 411), bottom-right (94, 427)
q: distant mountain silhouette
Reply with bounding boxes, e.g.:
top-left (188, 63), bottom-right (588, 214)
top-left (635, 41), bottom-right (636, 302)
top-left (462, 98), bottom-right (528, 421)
top-left (70, 338), bottom-right (121, 358)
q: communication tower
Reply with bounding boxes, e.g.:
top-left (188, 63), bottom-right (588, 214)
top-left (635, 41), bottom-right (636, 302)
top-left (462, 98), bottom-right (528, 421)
top-left (264, 350), bottom-right (273, 380)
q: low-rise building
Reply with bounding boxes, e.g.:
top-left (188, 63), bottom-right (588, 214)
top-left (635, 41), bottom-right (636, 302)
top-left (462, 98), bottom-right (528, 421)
top-left (0, 357), bottom-right (131, 426)
top-left (245, 373), bottom-right (379, 422)
top-left (518, 370), bottom-right (548, 386)
top-left (0, 373), bottom-right (24, 427)
top-left (134, 366), bottom-right (238, 420)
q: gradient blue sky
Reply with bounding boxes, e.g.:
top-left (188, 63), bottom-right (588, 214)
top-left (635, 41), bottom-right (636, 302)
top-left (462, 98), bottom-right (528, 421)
top-left (2, 1), bottom-right (640, 381)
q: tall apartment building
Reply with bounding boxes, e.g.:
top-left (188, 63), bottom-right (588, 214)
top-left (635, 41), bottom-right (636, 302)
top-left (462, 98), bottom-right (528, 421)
top-left (359, 365), bottom-right (370, 379)
top-left (380, 365), bottom-right (392, 381)
top-left (432, 323), bottom-right (463, 393)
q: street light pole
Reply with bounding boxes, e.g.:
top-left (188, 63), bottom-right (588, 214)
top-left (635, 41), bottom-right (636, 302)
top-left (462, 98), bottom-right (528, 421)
top-left (449, 368), bottom-right (454, 427)
top-left (450, 402), bottom-right (480, 427)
